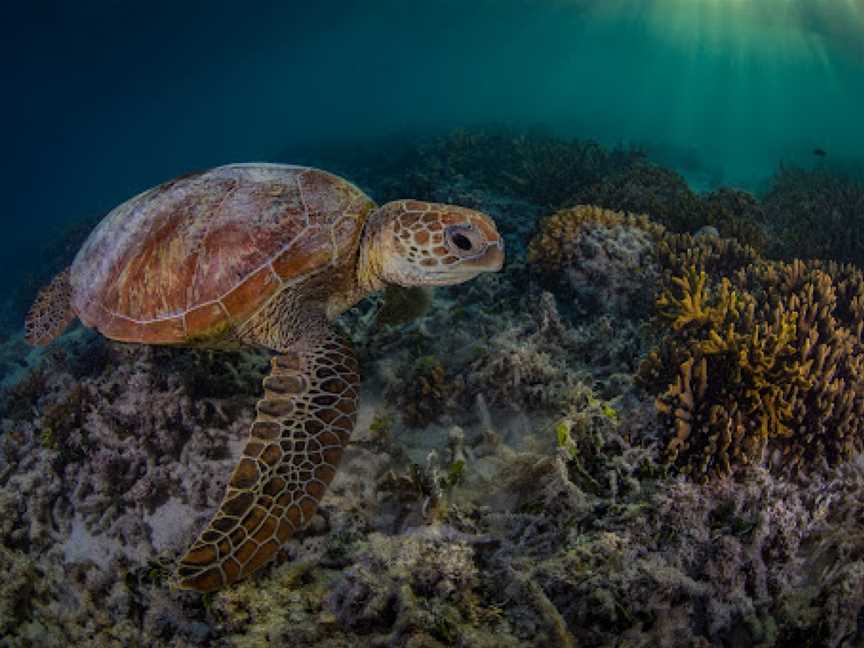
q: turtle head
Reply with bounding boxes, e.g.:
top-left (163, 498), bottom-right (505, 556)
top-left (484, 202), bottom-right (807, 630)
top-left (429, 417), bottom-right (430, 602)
top-left (362, 200), bottom-right (505, 289)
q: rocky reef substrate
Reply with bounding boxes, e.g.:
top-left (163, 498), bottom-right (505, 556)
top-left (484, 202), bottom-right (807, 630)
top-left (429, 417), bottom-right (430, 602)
top-left (2, 131), bottom-right (864, 647)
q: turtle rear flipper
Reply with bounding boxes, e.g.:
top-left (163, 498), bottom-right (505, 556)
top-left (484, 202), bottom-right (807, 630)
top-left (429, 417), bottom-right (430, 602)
top-left (175, 326), bottom-right (359, 592)
top-left (25, 268), bottom-right (76, 346)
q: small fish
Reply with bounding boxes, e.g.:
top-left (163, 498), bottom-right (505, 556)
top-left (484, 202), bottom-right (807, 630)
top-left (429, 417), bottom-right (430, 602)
top-left (813, 148), bottom-right (827, 157)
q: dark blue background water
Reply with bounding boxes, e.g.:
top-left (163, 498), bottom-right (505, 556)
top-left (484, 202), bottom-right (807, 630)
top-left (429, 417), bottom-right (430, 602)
top-left (3, 0), bottom-right (864, 332)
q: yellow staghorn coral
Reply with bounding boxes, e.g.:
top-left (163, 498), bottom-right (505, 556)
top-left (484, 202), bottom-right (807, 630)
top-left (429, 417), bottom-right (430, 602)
top-left (652, 302), bottom-right (809, 480)
top-left (655, 269), bottom-right (744, 332)
top-left (656, 269), bottom-right (711, 330)
top-left (529, 205), bottom-right (864, 478)
top-left (657, 232), bottom-right (760, 284)
top-left (639, 227), bottom-right (864, 479)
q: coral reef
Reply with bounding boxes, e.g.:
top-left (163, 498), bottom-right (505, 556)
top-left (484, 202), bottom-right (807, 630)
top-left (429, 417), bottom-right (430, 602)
top-left (6, 350), bottom-right (864, 648)
top-left (702, 187), bottom-right (769, 253)
top-left (293, 127), bottom-right (644, 228)
top-left (763, 165), bottom-right (864, 264)
top-left (569, 163), bottom-right (709, 233)
top-left (0, 341), bottom-right (258, 571)
top-left (641, 255), bottom-right (864, 480)
top-left (3, 133), bottom-right (864, 646)
top-left (564, 166), bottom-right (769, 251)
top-left (537, 204), bottom-right (864, 482)
top-left (386, 355), bottom-right (455, 428)
top-left (362, 128), bottom-right (643, 209)
top-left (527, 205), bottom-right (665, 272)
top-left (527, 205), bottom-right (664, 320)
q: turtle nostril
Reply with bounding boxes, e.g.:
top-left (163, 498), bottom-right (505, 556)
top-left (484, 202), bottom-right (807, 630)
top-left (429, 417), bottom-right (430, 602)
top-left (452, 233), bottom-right (472, 251)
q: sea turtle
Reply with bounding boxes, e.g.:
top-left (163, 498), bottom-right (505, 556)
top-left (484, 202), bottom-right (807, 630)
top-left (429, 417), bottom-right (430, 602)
top-left (25, 163), bottom-right (504, 592)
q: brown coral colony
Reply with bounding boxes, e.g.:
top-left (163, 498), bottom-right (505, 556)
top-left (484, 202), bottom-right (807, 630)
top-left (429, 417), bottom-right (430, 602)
top-left (530, 205), bottom-right (864, 480)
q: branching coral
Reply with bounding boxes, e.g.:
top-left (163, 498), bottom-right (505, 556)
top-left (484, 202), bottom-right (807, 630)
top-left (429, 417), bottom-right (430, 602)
top-left (641, 253), bottom-right (864, 479)
top-left (655, 230), bottom-right (760, 281)
top-left (654, 269), bottom-right (739, 331)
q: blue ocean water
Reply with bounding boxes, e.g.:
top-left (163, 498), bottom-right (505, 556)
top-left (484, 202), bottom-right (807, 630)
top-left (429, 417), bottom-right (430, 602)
top-left (3, 3), bottom-right (864, 644)
top-left (5, 1), bottom-right (863, 262)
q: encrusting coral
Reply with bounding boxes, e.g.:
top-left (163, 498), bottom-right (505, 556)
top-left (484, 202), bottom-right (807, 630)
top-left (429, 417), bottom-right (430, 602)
top-left (527, 204), bottom-right (666, 273)
top-left (527, 205), bottom-right (665, 320)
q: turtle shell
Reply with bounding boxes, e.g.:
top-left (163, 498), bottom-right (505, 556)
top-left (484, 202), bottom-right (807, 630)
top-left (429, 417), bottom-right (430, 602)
top-left (70, 164), bottom-right (375, 344)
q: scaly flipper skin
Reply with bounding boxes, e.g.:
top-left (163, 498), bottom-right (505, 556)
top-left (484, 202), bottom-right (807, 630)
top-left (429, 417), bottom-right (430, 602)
top-left (25, 268), bottom-right (76, 346)
top-left (175, 325), bottom-right (359, 592)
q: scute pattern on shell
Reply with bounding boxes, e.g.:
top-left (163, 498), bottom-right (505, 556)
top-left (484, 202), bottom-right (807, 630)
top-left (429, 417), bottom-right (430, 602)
top-left (69, 164), bottom-right (375, 344)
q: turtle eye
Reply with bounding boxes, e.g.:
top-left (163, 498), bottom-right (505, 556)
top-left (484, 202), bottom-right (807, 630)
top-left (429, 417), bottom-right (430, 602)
top-left (445, 225), bottom-right (484, 257)
top-left (452, 232), bottom-right (472, 251)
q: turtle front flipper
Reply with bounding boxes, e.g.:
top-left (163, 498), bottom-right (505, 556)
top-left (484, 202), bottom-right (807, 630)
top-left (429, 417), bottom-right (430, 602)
top-left (25, 268), bottom-right (77, 346)
top-left (175, 327), bottom-right (359, 592)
